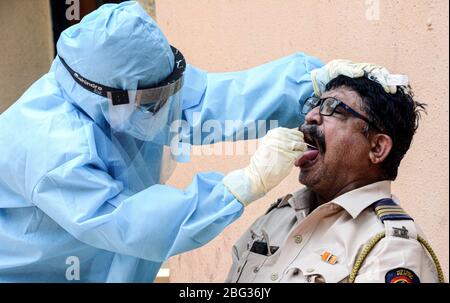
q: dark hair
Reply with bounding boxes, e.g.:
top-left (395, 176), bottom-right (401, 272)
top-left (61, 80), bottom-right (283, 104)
top-left (325, 75), bottom-right (426, 180)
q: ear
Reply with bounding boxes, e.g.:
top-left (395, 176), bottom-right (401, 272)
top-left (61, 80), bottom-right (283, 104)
top-left (368, 134), bottom-right (392, 164)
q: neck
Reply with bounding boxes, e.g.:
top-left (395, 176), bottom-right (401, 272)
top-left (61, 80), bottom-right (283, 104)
top-left (315, 176), bottom-right (381, 205)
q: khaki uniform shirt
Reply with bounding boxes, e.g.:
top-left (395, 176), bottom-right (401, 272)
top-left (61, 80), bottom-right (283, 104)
top-left (226, 181), bottom-right (439, 283)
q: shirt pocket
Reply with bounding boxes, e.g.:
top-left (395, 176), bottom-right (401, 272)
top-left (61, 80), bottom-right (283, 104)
top-left (233, 250), bottom-right (269, 283)
top-left (285, 253), bottom-right (350, 283)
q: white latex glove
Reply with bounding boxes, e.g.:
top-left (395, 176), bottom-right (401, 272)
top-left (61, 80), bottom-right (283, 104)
top-left (311, 59), bottom-right (408, 96)
top-left (223, 127), bottom-right (307, 206)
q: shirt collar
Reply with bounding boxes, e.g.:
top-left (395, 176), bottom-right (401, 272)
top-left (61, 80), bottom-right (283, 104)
top-left (332, 180), bottom-right (392, 219)
top-left (288, 180), bottom-right (392, 219)
top-left (288, 187), bottom-right (316, 211)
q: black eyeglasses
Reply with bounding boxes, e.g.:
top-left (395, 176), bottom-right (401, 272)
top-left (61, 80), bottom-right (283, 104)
top-left (301, 96), bottom-right (382, 132)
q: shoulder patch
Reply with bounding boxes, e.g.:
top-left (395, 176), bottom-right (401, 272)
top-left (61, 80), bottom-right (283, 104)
top-left (372, 198), bottom-right (413, 222)
top-left (265, 194), bottom-right (292, 214)
top-left (385, 268), bottom-right (420, 283)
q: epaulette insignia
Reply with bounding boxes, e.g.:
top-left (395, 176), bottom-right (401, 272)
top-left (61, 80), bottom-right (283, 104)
top-left (372, 198), bottom-right (413, 223)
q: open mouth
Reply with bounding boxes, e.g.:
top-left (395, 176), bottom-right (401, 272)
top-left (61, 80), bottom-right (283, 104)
top-left (295, 133), bottom-right (320, 168)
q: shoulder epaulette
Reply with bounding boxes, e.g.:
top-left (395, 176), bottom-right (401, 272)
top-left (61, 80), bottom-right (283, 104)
top-left (372, 198), bottom-right (413, 223)
top-left (350, 199), bottom-right (445, 283)
top-left (265, 194), bottom-right (292, 214)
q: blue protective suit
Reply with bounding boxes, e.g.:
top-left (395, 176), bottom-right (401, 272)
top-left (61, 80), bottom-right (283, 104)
top-left (0, 1), bottom-right (323, 282)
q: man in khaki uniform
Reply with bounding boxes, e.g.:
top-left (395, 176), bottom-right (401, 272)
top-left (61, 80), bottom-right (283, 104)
top-left (225, 61), bottom-right (444, 283)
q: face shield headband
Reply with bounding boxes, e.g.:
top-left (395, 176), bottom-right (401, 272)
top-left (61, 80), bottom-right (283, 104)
top-left (58, 46), bottom-right (186, 114)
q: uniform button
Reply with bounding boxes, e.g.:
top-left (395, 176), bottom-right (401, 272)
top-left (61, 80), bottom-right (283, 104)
top-left (294, 235), bottom-right (303, 244)
top-left (306, 268), bottom-right (315, 273)
top-left (271, 273), bottom-right (279, 281)
top-left (253, 266), bottom-right (260, 273)
top-left (237, 266), bottom-right (242, 273)
top-left (292, 268), bottom-right (300, 276)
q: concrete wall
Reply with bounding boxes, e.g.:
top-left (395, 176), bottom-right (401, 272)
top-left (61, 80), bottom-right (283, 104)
top-left (158, 0), bottom-right (449, 282)
top-left (0, 0), bottom-right (54, 113)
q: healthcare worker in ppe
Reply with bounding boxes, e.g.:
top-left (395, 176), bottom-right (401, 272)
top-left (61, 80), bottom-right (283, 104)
top-left (0, 1), bottom-right (369, 282)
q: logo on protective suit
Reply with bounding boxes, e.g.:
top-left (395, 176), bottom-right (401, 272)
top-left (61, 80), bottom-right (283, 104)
top-left (74, 72), bottom-right (103, 95)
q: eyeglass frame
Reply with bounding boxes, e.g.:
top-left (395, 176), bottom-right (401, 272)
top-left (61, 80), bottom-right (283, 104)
top-left (301, 96), bottom-right (383, 133)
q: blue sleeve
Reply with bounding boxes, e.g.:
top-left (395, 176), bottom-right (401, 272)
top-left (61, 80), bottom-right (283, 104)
top-left (31, 158), bottom-right (244, 262)
top-left (180, 52), bottom-right (324, 144)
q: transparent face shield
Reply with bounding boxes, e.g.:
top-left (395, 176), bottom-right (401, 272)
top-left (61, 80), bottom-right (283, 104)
top-left (59, 46), bottom-right (186, 189)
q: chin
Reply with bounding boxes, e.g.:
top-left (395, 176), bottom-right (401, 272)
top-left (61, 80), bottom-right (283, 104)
top-left (299, 171), bottom-right (314, 187)
top-left (298, 153), bottom-right (325, 186)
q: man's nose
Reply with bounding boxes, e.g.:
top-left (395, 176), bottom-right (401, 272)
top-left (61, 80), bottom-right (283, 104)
top-left (305, 106), bottom-right (323, 126)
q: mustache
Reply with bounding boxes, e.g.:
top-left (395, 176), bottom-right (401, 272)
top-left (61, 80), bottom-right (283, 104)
top-left (299, 124), bottom-right (326, 153)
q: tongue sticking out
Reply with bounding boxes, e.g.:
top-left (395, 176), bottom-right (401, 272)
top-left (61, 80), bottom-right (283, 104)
top-left (295, 149), bottom-right (319, 168)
